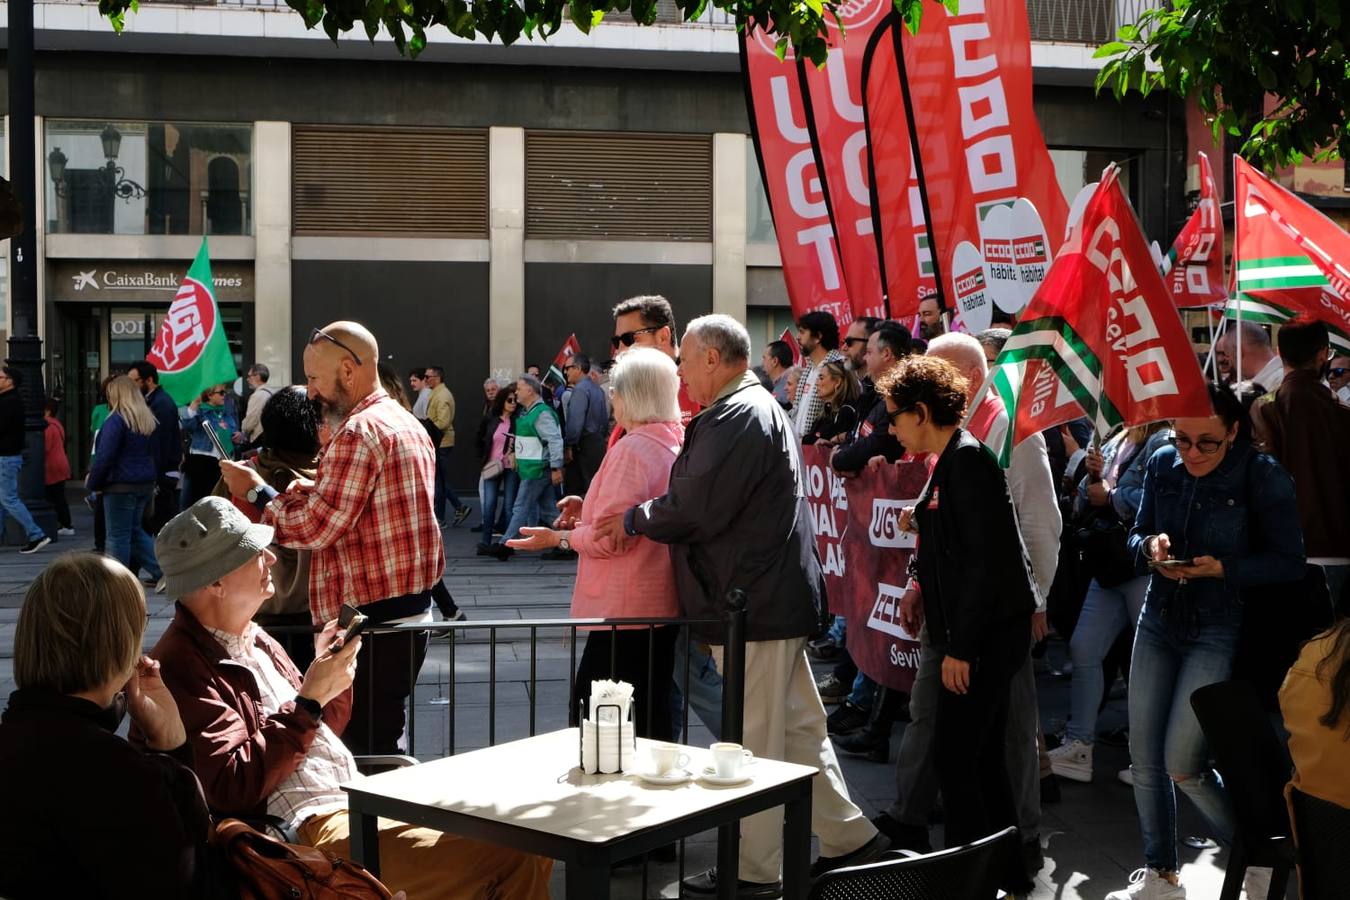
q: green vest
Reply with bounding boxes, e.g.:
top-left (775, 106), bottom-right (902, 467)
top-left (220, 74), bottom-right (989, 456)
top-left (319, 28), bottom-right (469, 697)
top-left (514, 400), bottom-right (557, 480)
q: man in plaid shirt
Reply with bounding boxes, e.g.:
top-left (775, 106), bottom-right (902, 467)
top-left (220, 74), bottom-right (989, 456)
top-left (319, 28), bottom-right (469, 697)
top-left (221, 321), bottom-right (443, 755)
top-left (792, 310), bottom-right (846, 439)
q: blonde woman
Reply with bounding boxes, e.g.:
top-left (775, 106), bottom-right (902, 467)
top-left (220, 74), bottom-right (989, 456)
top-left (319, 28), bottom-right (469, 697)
top-left (87, 376), bottom-right (163, 582)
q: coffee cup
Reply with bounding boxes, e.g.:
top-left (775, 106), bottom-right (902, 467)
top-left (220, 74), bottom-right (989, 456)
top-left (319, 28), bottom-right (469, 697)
top-left (650, 743), bottom-right (691, 775)
top-left (711, 742), bottom-right (754, 778)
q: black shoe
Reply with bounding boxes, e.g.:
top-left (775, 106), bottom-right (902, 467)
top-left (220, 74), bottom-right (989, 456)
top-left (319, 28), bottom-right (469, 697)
top-left (1040, 772), bottom-right (1062, 805)
top-left (1098, 726), bottom-right (1130, 747)
top-left (810, 831), bottom-right (889, 878)
top-left (869, 813), bottom-right (932, 854)
top-left (19, 536), bottom-right (52, 555)
top-left (826, 701), bottom-right (869, 736)
top-left (814, 672), bottom-right (849, 705)
top-left (475, 542), bottom-right (495, 556)
top-left (488, 543), bottom-right (513, 561)
top-left (541, 547), bottom-right (578, 561)
top-left (451, 506), bottom-right (472, 527)
top-left (806, 638), bottom-right (842, 662)
top-left (833, 728), bottom-right (890, 763)
top-left (1022, 837), bottom-right (1044, 879)
top-left (681, 868), bottom-right (782, 898)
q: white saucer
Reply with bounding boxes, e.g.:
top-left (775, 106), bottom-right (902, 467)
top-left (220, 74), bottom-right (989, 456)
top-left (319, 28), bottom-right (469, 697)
top-left (700, 768), bottom-right (752, 786)
top-left (636, 768), bottom-right (693, 786)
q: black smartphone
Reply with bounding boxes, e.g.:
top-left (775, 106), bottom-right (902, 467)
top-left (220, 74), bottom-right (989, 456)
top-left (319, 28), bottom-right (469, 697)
top-left (202, 419), bottom-right (230, 458)
top-left (1147, 558), bottom-right (1191, 571)
top-left (328, 603), bottom-right (368, 653)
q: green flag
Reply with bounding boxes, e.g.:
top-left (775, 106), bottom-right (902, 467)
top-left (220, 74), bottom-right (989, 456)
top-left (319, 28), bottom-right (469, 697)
top-left (147, 238), bottom-right (238, 406)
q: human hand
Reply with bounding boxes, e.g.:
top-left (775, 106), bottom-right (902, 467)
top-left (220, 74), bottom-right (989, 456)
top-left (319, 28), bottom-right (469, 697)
top-left (1148, 533), bottom-right (1171, 562)
top-left (866, 454), bottom-right (888, 471)
top-left (1169, 555), bottom-right (1224, 581)
top-left (287, 477), bottom-right (316, 495)
top-left (551, 469), bottom-right (563, 487)
top-left (219, 459), bottom-right (265, 499)
top-left (593, 513), bottom-right (635, 552)
top-left (1085, 447), bottom-right (1105, 478)
top-left (1060, 424), bottom-right (1081, 456)
top-left (300, 634), bottom-right (362, 707)
top-left (1031, 610), bottom-right (1048, 642)
top-left (507, 527), bottom-right (562, 551)
top-left (564, 448), bottom-right (574, 465)
top-left (189, 398), bottom-right (201, 412)
top-left (126, 656), bottom-right (187, 751)
top-left (941, 656), bottom-right (971, 695)
top-left (314, 617), bottom-right (343, 660)
top-left (232, 432), bottom-right (247, 447)
top-left (553, 495), bottom-right (584, 529)
top-left (898, 588), bottom-right (924, 635)
top-left (899, 506), bottom-right (917, 534)
top-left (1086, 481), bottom-right (1110, 508)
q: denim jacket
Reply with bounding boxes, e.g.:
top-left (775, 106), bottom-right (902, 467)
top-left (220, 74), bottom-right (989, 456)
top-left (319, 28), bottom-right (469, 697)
top-left (1075, 428), bottom-right (1173, 526)
top-left (179, 404), bottom-right (237, 458)
top-left (1127, 438), bottom-right (1305, 621)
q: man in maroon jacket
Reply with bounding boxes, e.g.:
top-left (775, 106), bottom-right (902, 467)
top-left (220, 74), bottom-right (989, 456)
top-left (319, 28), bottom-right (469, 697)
top-left (148, 497), bottom-right (550, 900)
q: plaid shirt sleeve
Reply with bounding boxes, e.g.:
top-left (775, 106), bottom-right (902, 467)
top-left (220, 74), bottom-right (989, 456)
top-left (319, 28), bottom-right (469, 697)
top-left (264, 429), bottom-right (383, 550)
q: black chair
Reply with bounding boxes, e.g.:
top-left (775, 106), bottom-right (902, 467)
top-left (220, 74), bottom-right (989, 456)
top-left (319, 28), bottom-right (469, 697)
top-left (808, 826), bottom-right (1019, 900)
top-left (1287, 786), bottom-right (1350, 900)
top-left (1189, 681), bottom-right (1295, 900)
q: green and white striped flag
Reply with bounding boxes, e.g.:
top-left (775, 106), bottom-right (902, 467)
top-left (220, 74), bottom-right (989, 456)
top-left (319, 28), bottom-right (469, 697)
top-left (1224, 292), bottom-right (1350, 355)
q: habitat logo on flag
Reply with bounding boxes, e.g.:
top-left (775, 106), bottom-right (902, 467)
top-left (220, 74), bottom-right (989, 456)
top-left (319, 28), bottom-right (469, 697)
top-left (147, 239), bottom-right (239, 406)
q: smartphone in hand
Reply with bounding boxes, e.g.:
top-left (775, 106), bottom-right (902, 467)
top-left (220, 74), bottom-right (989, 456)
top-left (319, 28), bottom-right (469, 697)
top-left (328, 603), bottom-right (368, 653)
top-left (202, 420), bottom-right (230, 458)
top-left (1147, 558), bottom-right (1191, 571)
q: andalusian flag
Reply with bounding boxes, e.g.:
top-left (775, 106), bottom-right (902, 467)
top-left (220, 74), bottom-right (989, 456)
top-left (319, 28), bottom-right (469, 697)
top-left (978, 167), bottom-right (1210, 466)
top-left (1224, 294), bottom-right (1350, 356)
top-left (146, 239), bottom-right (239, 406)
top-left (545, 333), bottom-right (582, 386)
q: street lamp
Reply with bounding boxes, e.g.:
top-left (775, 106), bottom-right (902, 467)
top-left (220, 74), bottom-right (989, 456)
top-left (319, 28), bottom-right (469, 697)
top-left (47, 124), bottom-right (147, 201)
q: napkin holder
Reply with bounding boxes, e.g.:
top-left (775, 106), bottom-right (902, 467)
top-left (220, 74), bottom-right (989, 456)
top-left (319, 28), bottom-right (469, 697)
top-left (577, 700), bottom-right (636, 775)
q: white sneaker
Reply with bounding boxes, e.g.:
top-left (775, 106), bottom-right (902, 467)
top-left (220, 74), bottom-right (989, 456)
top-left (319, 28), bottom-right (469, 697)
top-left (1106, 868), bottom-right (1187, 900)
top-left (1047, 739), bottom-right (1093, 783)
top-left (1242, 866), bottom-right (1272, 900)
top-left (1119, 766), bottom-right (1134, 786)
top-left (57, 527), bottom-right (75, 536)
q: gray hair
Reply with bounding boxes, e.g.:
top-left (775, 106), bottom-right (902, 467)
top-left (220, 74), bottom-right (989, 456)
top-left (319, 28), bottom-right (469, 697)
top-left (926, 333), bottom-right (988, 376)
top-left (517, 373), bottom-right (543, 396)
top-left (609, 347), bottom-right (680, 425)
top-left (685, 314), bottom-right (750, 364)
top-left (975, 328), bottom-right (1012, 356)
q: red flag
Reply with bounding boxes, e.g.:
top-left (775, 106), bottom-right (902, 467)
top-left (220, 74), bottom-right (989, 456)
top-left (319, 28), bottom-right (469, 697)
top-left (888, 0), bottom-right (1068, 333)
top-left (779, 327), bottom-right (803, 367)
top-left (796, 0), bottom-right (893, 320)
top-left (546, 333), bottom-right (582, 386)
top-left (981, 167), bottom-right (1210, 465)
top-left (1164, 152), bottom-right (1226, 309)
top-left (743, 33), bottom-right (853, 327)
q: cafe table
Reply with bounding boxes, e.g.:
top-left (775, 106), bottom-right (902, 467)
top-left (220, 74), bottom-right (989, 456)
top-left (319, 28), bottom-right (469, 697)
top-left (342, 728), bottom-right (817, 900)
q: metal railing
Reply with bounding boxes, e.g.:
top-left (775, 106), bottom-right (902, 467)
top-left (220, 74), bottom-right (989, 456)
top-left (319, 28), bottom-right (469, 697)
top-left (1025, 0), bottom-right (1164, 45)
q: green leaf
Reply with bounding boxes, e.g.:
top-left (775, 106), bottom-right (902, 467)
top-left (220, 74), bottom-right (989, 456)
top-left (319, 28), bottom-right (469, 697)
top-left (1256, 63), bottom-right (1277, 90)
top-left (1094, 41), bottom-right (1129, 59)
top-left (1116, 23), bottom-right (1140, 42)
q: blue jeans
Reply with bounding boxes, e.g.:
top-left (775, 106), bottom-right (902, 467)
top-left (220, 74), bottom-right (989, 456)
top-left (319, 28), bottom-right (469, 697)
top-left (848, 671), bottom-right (876, 710)
top-left (0, 455), bottom-right (45, 541)
top-left (104, 491), bottom-right (162, 580)
top-left (1128, 600), bottom-right (1238, 872)
top-left (433, 446), bottom-right (465, 522)
top-left (1065, 575), bottom-right (1149, 744)
top-left (501, 476), bottom-right (555, 543)
top-left (669, 629), bottom-right (724, 740)
top-left (481, 470), bottom-right (520, 537)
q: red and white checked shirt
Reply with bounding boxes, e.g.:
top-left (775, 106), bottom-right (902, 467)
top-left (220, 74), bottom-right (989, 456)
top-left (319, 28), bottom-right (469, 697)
top-left (264, 388), bottom-right (444, 624)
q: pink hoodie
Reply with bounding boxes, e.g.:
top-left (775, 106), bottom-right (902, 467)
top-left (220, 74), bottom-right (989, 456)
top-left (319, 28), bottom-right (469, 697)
top-left (569, 421), bottom-right (684, 625)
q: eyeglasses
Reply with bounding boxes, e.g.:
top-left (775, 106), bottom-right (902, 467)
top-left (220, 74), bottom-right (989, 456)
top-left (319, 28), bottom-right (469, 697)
top-left (209, 389), bottom-right (226, 397)
top-left (505, 397), bottom-right (518, 404)
top-left (886, 407), bottom-right (911, 424)
top-left (611, 326), bottom-right (661, 349)
top-left (562, 364), bottom-right (578, 372)
top-left (843, 337), bottom-right (868, 347)
top-left (309, 327), bottom-right (364, 366)
top-left (1168, 435), bottom-right (1225, 455)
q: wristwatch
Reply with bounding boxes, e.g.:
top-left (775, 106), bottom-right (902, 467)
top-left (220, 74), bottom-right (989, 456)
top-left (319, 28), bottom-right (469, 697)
top-left (246, 484), bottom-right (263, 505)
top-left (294, 695), bottom-right (323, 721)
top-left (559, 533), bottom-right (572, 552)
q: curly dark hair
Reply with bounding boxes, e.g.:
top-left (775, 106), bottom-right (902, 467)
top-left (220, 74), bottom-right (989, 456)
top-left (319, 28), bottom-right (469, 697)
top-left (260, 386), bottom-right (321, 457)
top-left (875, 355), bottom-right (969, 427)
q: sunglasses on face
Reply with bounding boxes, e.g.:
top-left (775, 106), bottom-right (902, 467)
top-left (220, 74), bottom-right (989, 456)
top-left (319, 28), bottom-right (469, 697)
top-left (1169, 435), bottom-right (1225, 455)
top-left (843, 337), bottom-right (867, 347)
top-left (1331, 368), bottom-right (1349, 378)
top-left (611, 326), bottom-right (661, 350)
top-left (309, 328), bottom-right (364, 366)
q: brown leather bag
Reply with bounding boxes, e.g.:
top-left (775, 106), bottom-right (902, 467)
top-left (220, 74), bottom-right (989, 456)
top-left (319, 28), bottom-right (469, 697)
top-left (213, 818), bottom-right (393, 899)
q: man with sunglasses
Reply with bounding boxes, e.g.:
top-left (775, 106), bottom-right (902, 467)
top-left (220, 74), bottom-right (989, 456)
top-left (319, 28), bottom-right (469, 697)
top-left (1329, 353), bottom-right (1350, 404)
top-left (841, 317), bottom-right (878, 371)
top-left (609, 294), bottom-right (701, 429)
top-left (219, 321), bottom-right (444, 756)
top-left (1251, 316), bottom-right (1350, 610)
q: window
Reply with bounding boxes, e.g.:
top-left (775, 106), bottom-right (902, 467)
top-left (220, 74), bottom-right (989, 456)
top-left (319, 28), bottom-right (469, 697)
top-left (747, 149), bottom-right (777, 245)
top-left (45, 121), bottom-right (253, 236)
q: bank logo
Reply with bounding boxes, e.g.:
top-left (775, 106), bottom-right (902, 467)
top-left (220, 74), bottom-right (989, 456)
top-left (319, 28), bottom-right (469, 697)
top-left (869, 498), bottom-right (915, 548)
top-left (865, 581), bottom-right (915, 640)
top-left (72, 270), bottom-right (97, 292)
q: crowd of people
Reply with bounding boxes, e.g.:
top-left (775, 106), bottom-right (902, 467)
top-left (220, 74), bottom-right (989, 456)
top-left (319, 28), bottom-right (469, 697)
top-left (0, 293), bottom-right (1347, 900)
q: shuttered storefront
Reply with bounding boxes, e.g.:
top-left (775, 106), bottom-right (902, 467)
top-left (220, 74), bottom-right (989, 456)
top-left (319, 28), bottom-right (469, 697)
top-left (525, 130), bottom-right (713, 242)
top-left (292, 125), bottom-right (489, 237)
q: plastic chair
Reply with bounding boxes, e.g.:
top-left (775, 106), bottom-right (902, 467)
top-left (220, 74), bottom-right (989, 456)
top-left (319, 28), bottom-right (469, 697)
top-left (1189, 681), bottom-right (1295, 900)
top-left (1287, 786), bottom-right (1350, 900)
top-left (808, 826), bottom-right (1019, 900)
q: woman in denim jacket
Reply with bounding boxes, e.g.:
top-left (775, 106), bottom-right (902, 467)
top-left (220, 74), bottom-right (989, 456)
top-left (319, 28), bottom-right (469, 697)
top-left (178, 384), bottom-right (238, 508)
top-left (1049, 422), bottom-right (1173, 785)
top-left (1107, 383), bottom-right (1305, 900)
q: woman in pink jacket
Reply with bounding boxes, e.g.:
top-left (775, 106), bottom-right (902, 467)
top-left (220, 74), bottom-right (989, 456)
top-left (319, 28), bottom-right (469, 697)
top-left (509, 347), bottom-right (683, 739)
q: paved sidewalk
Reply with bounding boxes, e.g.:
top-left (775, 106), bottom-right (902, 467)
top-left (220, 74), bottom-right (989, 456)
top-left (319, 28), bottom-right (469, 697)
top-left (0, 491), bottom-right (1243, 899)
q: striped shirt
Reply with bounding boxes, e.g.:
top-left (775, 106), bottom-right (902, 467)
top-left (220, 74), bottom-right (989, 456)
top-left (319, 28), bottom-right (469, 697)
top-left (264, 388), bottom-right (444, 624)
top-left (205, 625), bottom-right (359, 829)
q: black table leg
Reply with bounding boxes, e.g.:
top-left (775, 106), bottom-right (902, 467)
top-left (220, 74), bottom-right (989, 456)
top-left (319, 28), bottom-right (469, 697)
top-left (565, 862), bottom-right (611, 900)
top-left (717, 822), bottom-right (740, 900)
top-left (349, 809), bottom-right (381, 878)
top-left (782, 786), bottom-right (812, 900)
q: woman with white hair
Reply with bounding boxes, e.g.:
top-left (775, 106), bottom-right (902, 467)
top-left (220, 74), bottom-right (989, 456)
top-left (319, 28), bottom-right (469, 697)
top-left (508, 347), bottom-right (684, 739)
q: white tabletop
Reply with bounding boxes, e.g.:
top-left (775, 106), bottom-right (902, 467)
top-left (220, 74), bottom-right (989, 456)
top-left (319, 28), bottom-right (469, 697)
top-left (344, 728), bottom-right (817, 845)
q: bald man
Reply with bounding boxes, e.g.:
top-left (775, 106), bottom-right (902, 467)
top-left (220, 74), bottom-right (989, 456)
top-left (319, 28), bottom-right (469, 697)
top-left (1215, 322), bottom-right (1283, 393)
top-left (220, 321), bottom-right (444, 755)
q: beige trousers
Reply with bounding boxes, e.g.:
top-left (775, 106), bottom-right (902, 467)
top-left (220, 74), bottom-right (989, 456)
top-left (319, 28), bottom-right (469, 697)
top-left (712, 637), bottom-right (878, 883)
top-left (299, 809), bottom-right (553, 900)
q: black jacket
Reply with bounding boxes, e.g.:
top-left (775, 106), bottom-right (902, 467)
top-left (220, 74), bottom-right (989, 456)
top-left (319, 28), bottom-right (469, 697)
top-left (913, 429), bottom-right (1036, 661)
top-left (0, 389), bottom-right (25, 456)
top-left (631, 371), bottom-right (825, 644)
top-left (830, 392), bottom-right (905, 473)
top-left (144, 385), bottom-right (183, 476)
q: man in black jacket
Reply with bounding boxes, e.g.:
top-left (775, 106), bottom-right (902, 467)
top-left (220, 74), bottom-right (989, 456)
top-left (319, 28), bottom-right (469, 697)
top-left (129, 361), bottom-right (182, 536)
top-left (598, 314), bottom-right (885, 897)
top-left (0, 366), bottom-right (51, 553)
top-left (831, 323), bottom-right (911, 475)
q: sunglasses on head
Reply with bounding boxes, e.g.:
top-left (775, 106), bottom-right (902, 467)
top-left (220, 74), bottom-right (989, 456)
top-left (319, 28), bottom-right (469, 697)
top-left (611, 326), bottom-right (661, 350)
top-left (309, 328), bottom-right (364, 366)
